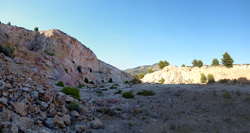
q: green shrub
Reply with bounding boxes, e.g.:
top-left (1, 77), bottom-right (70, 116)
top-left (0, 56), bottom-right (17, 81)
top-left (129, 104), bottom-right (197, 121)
top-left (99, 85), bottom-right (105, 88)
top-left (207, 74), bottom-right (215, 83)
top-left (220, 79), bottom-right (228, 84)
top-left (96, 91), bottom-right (103, 94)
top-left (148, 68), bottom-right (153, 73)
top-left (114, 90), bottom-right (122, 94)
top-left (102, 80), bottom-right (104, 83)
top-left (122, 91), bottom-right (134, 98)
top-left (56, 81), bottom-right (64, 87)
top-left (115, 107), bottom-right (122, 111)
top-left (233, 79), bottom-right (237, 84)
top-left (211, 58), bottom-right (220, 66)
top-left (137, 90), bottom-right (156, 96)
top-left (182, 64), bottom-right (185, 67)
top-left (222, 91), bottom-right (232, 99)
top-left (64, 68), bottom-right (68, 73)
top-left (129, 78), bottom-right (141, 84)
top-left (236, 91), bottom-right (241, 96)
top-left (192, 59), bottom-right (198, 67)
top-left (221, 52), bottom-right (234, 68)
top-left (90, 69), bottom-right (92, 72)
top-left (44, 50), bottom-right (54, 56)
top-left (89, 81), bottom-right (94, 84)
top-left (69, 101), bottom-right (80, 111)
top-left (0, 46), bottom-right (14, 58)
top-left (77, 66), bottom-right (81, 73)
top-left (34, 27), bottom-right (39, 32)
top-left (197, 60), bottom-right (203, 68)
top-left (7, 22), bottom-right (11, 25)
top-left (245, 95), bottom-right (250, 101)
top-left (125, 81), bottom-right (129, 84)
top-left (110, 86), bottom-right (117, 89)
top-left (78, 84), bottom-right (85, 88)
top-left (84, 77), bottom-right (89, 83)
top-left (102, 89), bottom-right (108, 91)
top-left (159, 60), bottom-right (170, 69)
top-left (200, 73), bottom-right (207, 83)
top-left (61, 87), bottom-right (80, 100)
top-left (159, 78), bottom-right (165, 84)
top-left (109, 78), bottom-right (113, 83)
top-left (138, 73), bottom-right (144, 79)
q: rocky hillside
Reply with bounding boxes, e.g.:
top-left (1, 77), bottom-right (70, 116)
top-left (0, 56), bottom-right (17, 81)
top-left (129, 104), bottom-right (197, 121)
top-left (142, 65), bottom-right (250, 84)
top-left (124, 63), bottom-right (159, 76)
top-left (0, 23), bottom-right (133, 86)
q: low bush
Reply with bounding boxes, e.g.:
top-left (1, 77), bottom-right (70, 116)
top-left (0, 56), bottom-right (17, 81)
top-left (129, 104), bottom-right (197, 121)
top-left (78, 84), bottom-right (85, 88)
top-left (102, 80), bottom-right (104, 83)
top-left (56, 81), bottom-right (64, 87)
top-left (84, 77), bottom-right (89, 83)
top-left (64, 68), bottom-right (68, 73)
top-left (207, 74), bottom-right (215, 83)
top-left (233, 79), bottom-right (237, 84)
top-left (90, 69), bottom-right (92, 72)
top-left (77, 66), bottom-right (81, 73)
top-left (200, 73), bottom-right (207, 83)
top-left (102, 89), bottom-right (108, 91)
top-left (159, 78), bottom-right (165, 84)
top-left (122, 91), bottom-right (134, 98)
top-left (34, 27), bottom-right (39, 32)
top-left (124, 81), bottom-right (129, 84)
top-left (222, 91), bottom-right (232, 99)
top-left (44, 50), bottom-right (54, 56)
top-left (114, 90), bottom-right (122, 94)
top-left (0, 46), bottom-right (14, 58)
top-left (96, 91), bottom-right (103, 94)
top-left (110, 86), bottom-right (117, 89)
top-left (220, 79), bottom-right (228, 84)
top-left (69, 101), bottom-right (80, 112)
top-left (109, 78), bottom-right (113, 83)
top-left (235, 91), bottom-right (241, 96)
top-left (129, 78), bottom-right (141, 84)
top-left (61, 87), bottom-right (80, 100)
top-left (137, 90), bottom-right (156, 96)
top-left (89, 81), bottom-right (94, 84)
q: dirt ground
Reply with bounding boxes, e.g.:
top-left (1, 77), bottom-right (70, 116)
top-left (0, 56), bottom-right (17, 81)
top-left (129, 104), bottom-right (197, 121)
top-left (79, 83), bottom-right (250, 133)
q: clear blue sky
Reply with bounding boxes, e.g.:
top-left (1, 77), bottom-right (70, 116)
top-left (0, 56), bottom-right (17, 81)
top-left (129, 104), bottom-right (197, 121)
top-left (0, 0), bottom-right (249, 70)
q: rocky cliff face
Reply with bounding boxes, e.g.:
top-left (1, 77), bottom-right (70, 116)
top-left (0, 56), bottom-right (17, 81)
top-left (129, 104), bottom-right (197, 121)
top-left (142, 65), bottom-right (250, 84)
top-left (0, 24), bottom-right (133, 86)
top-left (124, 63), bottom-right (159, 76)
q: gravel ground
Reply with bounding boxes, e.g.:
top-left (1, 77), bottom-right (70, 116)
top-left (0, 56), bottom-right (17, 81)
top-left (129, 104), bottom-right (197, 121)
top-left (79, 83), bottom-right (250, 133)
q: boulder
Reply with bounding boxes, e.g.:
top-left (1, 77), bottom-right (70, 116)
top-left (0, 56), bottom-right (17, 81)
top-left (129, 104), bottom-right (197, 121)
top-left (12, 116), bottom-right (34, 131)
top-left (70, 110), bottom-right (80, 117)
top-left (53, 115), bottom-right (65, 128)
top-left (63, 114), bottom-right (71, 126)
top-left (12, 101), bottom-right (28, 116)
top-left (0, 122), bottom-right (18, 133)
top-left (91, 118), bottom-right (104, 129)
top-left (75, 124), bottom-right (87, 132)
top-left (44, 118), bottom-right (55, 128)
top-left (0, 109), bottom-right (11, 122)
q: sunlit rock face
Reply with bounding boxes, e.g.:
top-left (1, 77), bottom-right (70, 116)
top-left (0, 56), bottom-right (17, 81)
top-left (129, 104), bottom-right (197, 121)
top-left (0, 24), bottom-right (133, 86)
top-left (142, 65), bottom-right (250, 84)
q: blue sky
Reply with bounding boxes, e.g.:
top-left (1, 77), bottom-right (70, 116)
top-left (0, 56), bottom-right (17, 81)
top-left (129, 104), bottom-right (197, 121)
top-left (0, 0), bottom-right (249, 70)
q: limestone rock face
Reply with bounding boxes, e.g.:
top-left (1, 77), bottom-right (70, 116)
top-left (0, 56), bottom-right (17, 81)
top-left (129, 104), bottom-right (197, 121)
top-left (0, 24), bottom-right (133, 86)
top-left (142, 65), bottom-right (250, 84)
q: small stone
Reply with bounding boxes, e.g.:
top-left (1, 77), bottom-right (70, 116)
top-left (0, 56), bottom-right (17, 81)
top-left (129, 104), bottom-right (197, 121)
top-left (44, 118), bottom-right (55, 128)
top-left (30, 91), bottom-right (38, 99)
top-left (63, 115), bottom-right (71, 126)
top-left (12, 101), bottom-right (28, 116)
top-left (54, 115), bottom-right (65, 128)
top-left (75, 124), bottom-right (87, 132)
top-left (21, 87), bottom-right (30, 92)
top-left (0, 97), bottom-right (8, 106)
top-left (70, 111), bottom-right (80, 117)
top-left (57, 112), bottom-right (63, 116)
top-left (49, 108), bottom-right (57, 115)
top-left (6, 83), bottom-right (12, 89)
top-left (91, 118), bottom-right (104, 129)
top-left (61, 105), bottom-right (68, 114)
top-left (12, 116), bottom-right (34, 131)
top-left (40, 101), bottom-right (48, 111)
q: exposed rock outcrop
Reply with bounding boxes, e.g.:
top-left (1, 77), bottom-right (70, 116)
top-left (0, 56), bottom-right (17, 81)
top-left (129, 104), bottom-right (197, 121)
top-left (142, 65), bottom-right (250, 84)
top-left (0, 24), bottom-right (133, 86)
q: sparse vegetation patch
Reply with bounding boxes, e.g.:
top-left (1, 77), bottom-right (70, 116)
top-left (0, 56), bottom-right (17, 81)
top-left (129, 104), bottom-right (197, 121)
top-left (61, 86), bottom-right (80, 100)
top-left (122, 91), bottom-right (135, 98)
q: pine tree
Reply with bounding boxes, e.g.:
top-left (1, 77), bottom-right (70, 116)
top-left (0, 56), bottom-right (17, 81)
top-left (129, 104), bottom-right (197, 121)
top-left (148, 68), bottom-right (153, 73)
top-left (221, 52), bottom-right (234, 68)
top-left (211, 58), bottom-right (219, 66)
